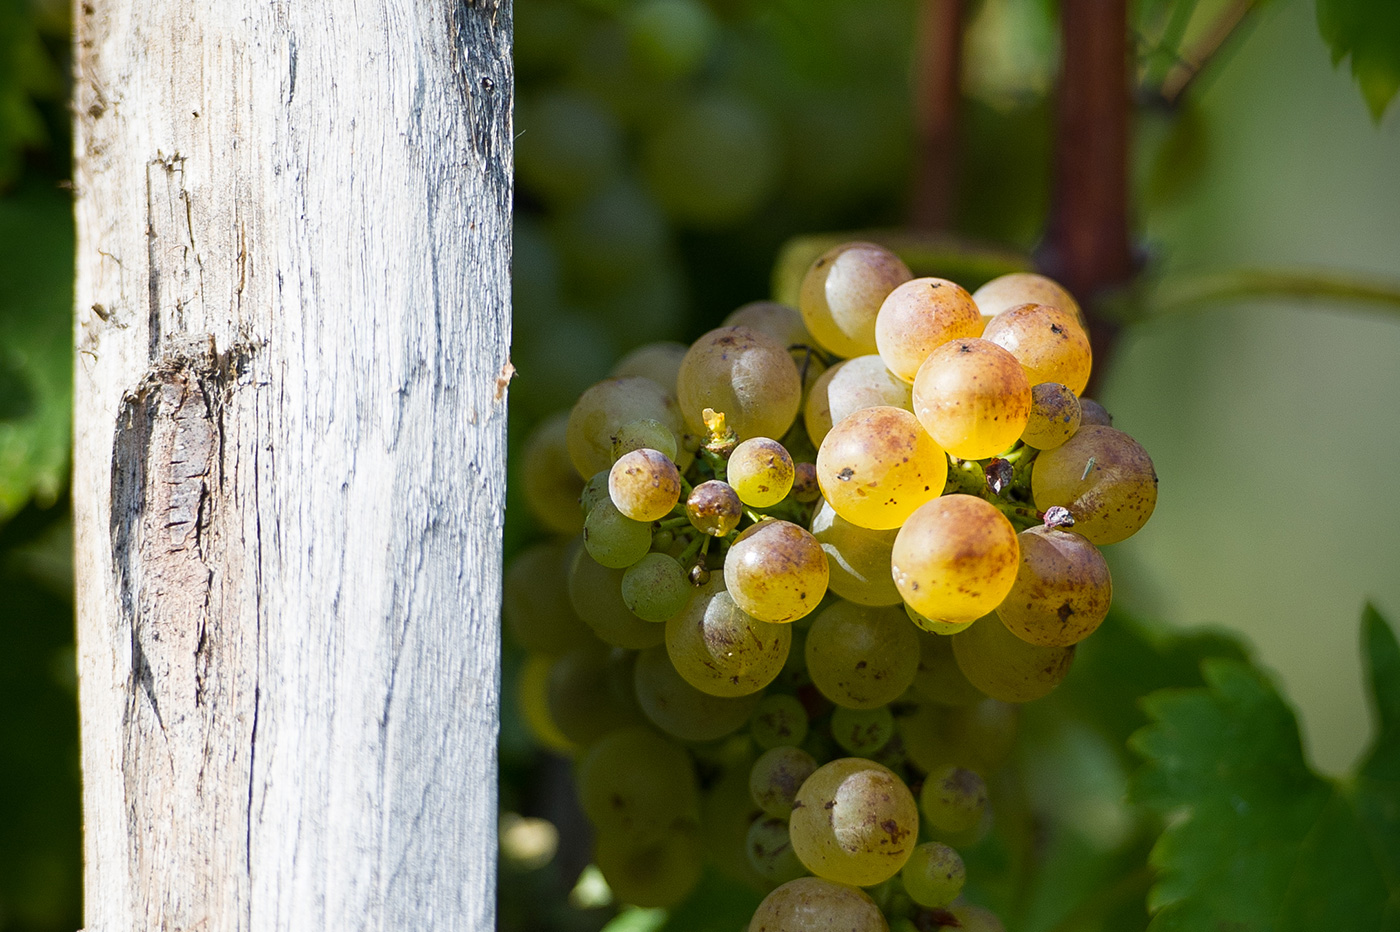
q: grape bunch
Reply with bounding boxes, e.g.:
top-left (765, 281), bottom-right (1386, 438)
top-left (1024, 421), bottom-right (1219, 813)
top-left (508, 241), bottom-right (1158, 931)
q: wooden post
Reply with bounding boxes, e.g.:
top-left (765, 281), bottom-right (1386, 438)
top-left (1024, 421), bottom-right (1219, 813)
top-left (71, 2), bottom-right (511, 928)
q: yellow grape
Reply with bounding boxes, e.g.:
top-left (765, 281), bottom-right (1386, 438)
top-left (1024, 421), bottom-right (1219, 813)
top-left (1021, 382), bottom-right (1082, 450)
top-left (728, 437), bottom-right (796, 507)
top-left (747, 877), bottom-right (889, 932)
top-left (568, 376), bottom-right (685, 479)
top-left (951, 614), bottom-right (1075, 703)
top-left (665, 576), bottom-right (791, 697)
top-left (892, 495), bottom-right (1020, 625)
top-left (788, 758), bottom-right (918, 886)
top-left (911, 339), bottom-right (1031, 461)
top-left (815, 406), bottom-right (947, 531)
top-left (798, 242), bottom-right (912, 358)
top-left (971, 271), bottom-right (1085, 331)
top-left (1031, 424), bottom-right (1158, 544)
top-left (686, 479), bottom-right (742, 537)
top-left (723, 300), bottom-right (814, 349)
top-left (723, 519), bottom-right (829, 623)
top-left (803, 355), bottom-right (913, 447)
top-left (609, 448), bottom-right (682, 522)
top-left (805, 600), bottom-right (920, 709)
top-left (981, 302), bottom-right (1092, 396)
top-left (809, 498), bottom-right (901, 606)
top-left (677, 325), bottom-right (802, 442)
top-left (996, 526), bottom-right (1111, 646)
top-left (875, 277), bottom-right (982, 383)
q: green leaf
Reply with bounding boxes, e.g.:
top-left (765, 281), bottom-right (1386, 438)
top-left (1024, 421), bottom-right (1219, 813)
top-left (1130, 606), bottom-right (1400, 931)
top-left (1316, 0), bottom-right (1400, 121)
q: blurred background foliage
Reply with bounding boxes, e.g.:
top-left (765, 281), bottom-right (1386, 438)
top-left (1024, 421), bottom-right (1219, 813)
top-left (0, 0), bottom-right (1397, 928)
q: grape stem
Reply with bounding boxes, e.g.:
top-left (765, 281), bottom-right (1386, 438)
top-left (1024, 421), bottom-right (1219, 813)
top-left (657, 516), bottom-right (690, 530)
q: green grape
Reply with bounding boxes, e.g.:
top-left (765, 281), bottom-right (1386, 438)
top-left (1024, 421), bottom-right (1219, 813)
top-left (643, 92), bottom-right (781, 228)
top-left (514, 90), bottom-right (623, 207)
top-left (594, 821), bottom-right (704, 908)
top-left (665, 578), bottom-right (791, 697)
top-left (971, 271), bottom-right (1085, 332)
top-left (805, 601), bottom-right (920, 710)
top-left (625, 0), bottom-right (718, 81)
top-left (634, 645), bottom-right (761, 742)
top-left (982, 302), bottom-right (1092, 396)
top-left (947, 904), bottom-right (1007, 932)
top-left (520, 412), bottom-right (586, 536)
top-left (919, 765), bottom-right (987, 833)
top-left (700, 754), bottom-right (769, 889)
top-left (996, 526), bottom-right (1112, 646)
top-left (612, 418), bottom-right (679, 463)
top-left (891, 495), bottom-right (1019, 625)
top-left (911, 338), bottom-right (1031, 461)
top-left (580, 469), bottom-right (612, 517)
top-left (1078, 397), bottom-right (1113, 426)
top-left (724, 519), bottom-right (829, 624)
top-left (791, 462), bottom-right (821, 502)
top-left (723, 300), bottom-right (814, 350)
top-left (503, 540), bottom-right (596, 653)
top-left (951, 614), bottom-right (1074, 703)
top-left (677, 326), bottom-right (802, 443)
top-left (899, 842), bottom-right (965, 909)
top-left (749, 745), bottom-right (819, 817)
top-left (611, 341), bottom-right (688, 394)
top-left (567, 376), bottom-right (684, 479)
top-left (830, 705), bottom-right (896, 756)
top-left (568, 542), bottom-right (666, 649)
top-left (747, 816), bottom-right (808, 884)
top-left (517, 654), bottom-right (577, 754)
top-left (751, 694), bottom-right (810, 749)
top-left (900, 698), bottom-right (1018, 776)
top-left (804, 355), bottom-right (913, 447)
top-left (747, 877), bottom-right (890, 932)
top-left (584, 497), bottom-right (652, 568)
top-left (1031, 425), bottom-right (1158, 544)
top-left (687, 479), bottom-right (743, 537)
top-left (911, 631), bottom-right (985, 707)
top-left (875, 278), bottom-right (982, 383)
top-left (903, 602), bottom-right (975, 636)
top-left (788, 758), bottom-right (918, 886)
top-left (798, 242), bottom-right (912, 358)
top-left (609, 448), bottom-right (682, 522)
top-left (729, 437), bottom-right (796, 507)
top-left (809, 498), bottom-right (901, 606)
top-left (545, 646), bottom-right (645, 746)
top-left (622, 553), bottom-right (693, 623)
top-left (1021, 382), bottom-right (1082, 450)
top-left (578, 725), bottom-right (700, 843)
top-left (815, 406), bottom-right (947, 531)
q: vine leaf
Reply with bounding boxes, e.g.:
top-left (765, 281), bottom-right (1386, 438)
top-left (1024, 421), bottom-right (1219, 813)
top-left (1316, 0), bottom-right (1400, 121)
top-left (1130, 604), bottom-right (1400, 931)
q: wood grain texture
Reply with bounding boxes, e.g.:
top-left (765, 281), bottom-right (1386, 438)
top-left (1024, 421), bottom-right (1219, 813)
top-left (72, 2), bottom-right (512, 928)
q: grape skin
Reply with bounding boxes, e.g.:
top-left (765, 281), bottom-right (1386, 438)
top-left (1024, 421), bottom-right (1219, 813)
top-left (809, 499), bottom-right (902, 607)
top-left (788, 758), bottom-right (919, 887)
top-left (805, 601), bottom-right (920, 709)
top-left (891, 495), bottom-right (1020, 625)
top-left (567, 376), bottom-right (685, 479)
top-left (919, 765), bottom-right (988, 833)
top-left (1031, 424), bottom-right (1158, 544)
top-left (799, 242), bottom-right (912, 358)
top-left (748, 876), bottom-right (889, 932)
top-left (981, 302), bottom-right (1092, 396)
top-left (634, 645), bottom-right (762, 742)
top-left (971, 271), bottom-right (1085, 331)
top-left (677, 326), bottom-right (803, 442)
top-left (724, 519), bottom-right (830, 624)
top-left (583, 497), bottom-right (653, 568)
top-left (804, 355), bottom-right (913, 447)
top-left (750, 745), bottom-right (820, 817)
top-left (996, 526), bottom-right (1112, 647)
top-left (816, 406), bottom-right (947, 531)
top-left (665, 578), bottom-right (791, 697)
top-left (911, 339), bottom-right (1031, 461)
top-left (951, 614), bottom-right (1075, 703)
top-left (609, 448), bottom-right (682, 522)
top-left (1022, 381), bottom-right (1082, 450)
top-left (729, 437), bottom-right (796, 507)
top-left (751, 693), bottom-right (810, 749)
top-left (875, 277), bottom-right (982, 383)
top-left (622, 552), bottom-right (693, 623)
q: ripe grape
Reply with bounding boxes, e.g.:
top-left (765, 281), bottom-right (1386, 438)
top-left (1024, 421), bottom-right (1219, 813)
top-left (634, 645), bottom-right (762, 741)
top-left (621, 552), bottom-right (693, 623)
top-left (750, 745), bottom-right (820, 817)
top-left (729, 437), bottom-right (796, 507)
top-left (971, 271), bottom-right (1085, 331)
top-left (951, 614), bottom-right (1075, 703)
top-left (903, 602), bottom-right (975, 636)
top-left (724, 300), bottom-right (814, 349)
top-left (799, 242), bottom-right (912, 358)
top-left (911, 339), bottom-right (1031, 460)
top-left (677, 326), bottom-right (803, 442)
top-left (875, 277), bottom-right (982, 382)
top-left (805, 601), bottom-right (920, 709)
top-left (666, 578), bottom-right (791, 697)
top-left (788, 758), bottom-right (918, 886)
top-left (830, 705), bottom-right (896, 756)
top-left (609, 448), bottom-right (682, 522)
top-left (1079, 397), bottom-right (1113, 426)
top-left (578, 725), bottom-right (700, 843)
top-left (751, 693), bottom-right (810, 749)
top-left (1031, 424), bottom-right (1158, 544)
top-left (1021, 381), bottom-right (1082, 450)
top-left (899, 841), bottom-right (965, 908)
top-left (583, 497), bottom-right (653, 568)
top-left (747, 876), bottom-right (889, 932)
top-left (503, 541), bottom-right (596, 653)
top-left (981, 302), bottom-right (1092, 395)
top-left (594, 821), bottom-right (704, 908)
top-left (520, 412), bottom-right (587, 535)
top-left (919, 765), bottom-right (987, 833)
top-left (724, 519), bottom-right (829, 624)
top-left (611, 340), bottom-right (688, 393)
top-left (809, 499), bottom-right (901, 606)
top-left (746, 816), bottom-right (808, 884)
top-left (568, 376), bottom-right (684, 478)
top-left (568, 542), bottom-right (667, 649)
top-left (686, 479), bottom-right (743, 537)
top-left (891, 495), bottom-right (1020, 625)
top-left (804, 355), bottom-right (914, 448)
top-left (996, 526), bottom-right (1112, 646)
top-left (816, 406), bottom-right (947, 530)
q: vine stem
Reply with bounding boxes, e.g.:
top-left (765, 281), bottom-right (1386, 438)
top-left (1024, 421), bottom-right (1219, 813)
top-left (910, 0), bottom-right (966, 231)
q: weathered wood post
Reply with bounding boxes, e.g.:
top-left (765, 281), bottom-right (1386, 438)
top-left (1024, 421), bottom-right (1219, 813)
top-left (71, 2), bottom-right (511, 928)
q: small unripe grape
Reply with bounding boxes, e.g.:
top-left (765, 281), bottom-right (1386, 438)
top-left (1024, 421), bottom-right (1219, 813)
top-left (568, 542), bottom-right (667, 649)
top-left (746, 816), bottom-right (807, 884)
top-left (751, 693), bottom-right (810, 749)
top-left (1021, 382), bottom-right (1082, 450)
top-left (830, 705), bottom-right (895, 756)
top-left (875, 277), bottom-right (982, 383)
top-left (622, 553), bottom-right (693, 623)
top-left (804, 355), bottom-right (913, 447)
top-left (996, 526), bottom-right (1111, 646)
top-left (971, 271), bottom-right (1085, 331)
top-left (788, 758), bottom-right (918, 886)
top-left (750, 745), bottom-right (819, 817)
top-left (612, 418), bottom-right (680, 462)
top-left (1031, 425), bottom-right (1157, 544)
top-left (729, 437), bottom-right (795, 507)
top-left (724, 519), bottom-right (829, 624)
top-left (609, 448), bottom-right (682, 522)
top-left (687, 479), bottom-right (742, 536)
top-left (900, 841), bottom-right (965, 908)
top-left (982, 303), bottom-right (1092, 396)
top-left (892, 495), bottom-right (1020, 626)
top-left (951, 614), bottom-right (1074, 703)
top-left (912, 339), bottom-right (1031, 461)
top-left (799, 242), bottom-right (912, 358)
top-left (584, 497), bottom-right (653, 568)
top-left (919, 765), bottom-right (987, 832)
top-left (816, 406), bottom-right (947, 531)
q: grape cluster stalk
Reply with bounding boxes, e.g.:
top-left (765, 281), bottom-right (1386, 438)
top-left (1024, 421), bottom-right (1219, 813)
top-left (507, 242), bottom-right (1159, 931)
